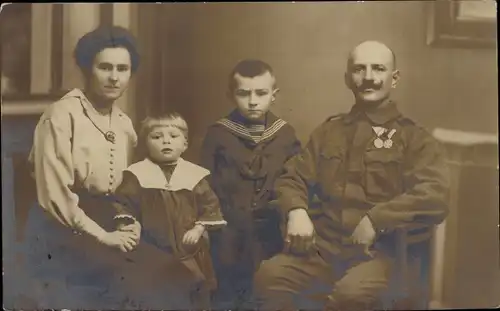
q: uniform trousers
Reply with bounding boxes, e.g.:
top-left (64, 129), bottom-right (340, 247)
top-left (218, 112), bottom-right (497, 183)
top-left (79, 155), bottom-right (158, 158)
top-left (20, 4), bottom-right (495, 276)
top-left (253, 241), bottom-right (395, 311)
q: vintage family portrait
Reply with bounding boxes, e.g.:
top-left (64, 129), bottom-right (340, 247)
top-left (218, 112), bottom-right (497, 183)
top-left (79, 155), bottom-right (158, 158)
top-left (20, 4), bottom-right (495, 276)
top-left (1, 1), bottom-right (498, 310)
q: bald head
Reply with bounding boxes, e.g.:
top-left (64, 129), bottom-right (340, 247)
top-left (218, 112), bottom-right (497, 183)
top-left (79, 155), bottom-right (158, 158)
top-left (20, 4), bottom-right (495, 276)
top-left (347, 40), bottom-right (397, 71)
top-left (344, 40), bottom-right (400, 104)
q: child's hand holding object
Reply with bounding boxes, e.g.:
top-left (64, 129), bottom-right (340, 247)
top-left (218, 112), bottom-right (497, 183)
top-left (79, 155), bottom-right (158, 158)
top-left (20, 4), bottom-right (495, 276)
top-left (182, 224), bottom-right (205, 245)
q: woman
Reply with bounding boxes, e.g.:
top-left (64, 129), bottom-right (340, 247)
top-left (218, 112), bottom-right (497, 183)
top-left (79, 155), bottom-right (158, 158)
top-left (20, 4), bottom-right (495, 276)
top-left (23, 25), bottom-right (141, 310)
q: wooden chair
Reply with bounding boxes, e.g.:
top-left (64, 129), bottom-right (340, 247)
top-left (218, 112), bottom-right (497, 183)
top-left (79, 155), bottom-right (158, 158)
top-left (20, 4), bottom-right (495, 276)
top-left (384, 224), bottom-right (435, 310)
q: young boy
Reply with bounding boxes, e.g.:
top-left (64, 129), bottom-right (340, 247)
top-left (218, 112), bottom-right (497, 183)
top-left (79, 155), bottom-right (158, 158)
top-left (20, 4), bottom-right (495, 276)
top-left (111, 112), bottom-right (227, 310)
top-left (200, 59), bottom-right (302, 309)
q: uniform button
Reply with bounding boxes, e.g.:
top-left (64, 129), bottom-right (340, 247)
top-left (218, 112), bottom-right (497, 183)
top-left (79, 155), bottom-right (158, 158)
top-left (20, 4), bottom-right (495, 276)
top-left (255, 188), bottom-right (262, 192)
top-left (110, 160), bottom-right (114, 164)
top-left (252, 202), bottom-right (257, 207)
top-left (110, 153), bottom-right (114, 158)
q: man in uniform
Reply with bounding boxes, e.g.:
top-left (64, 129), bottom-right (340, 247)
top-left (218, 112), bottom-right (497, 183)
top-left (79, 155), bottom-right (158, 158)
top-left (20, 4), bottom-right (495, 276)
top-left (253, 40), bottom-right (450, 311)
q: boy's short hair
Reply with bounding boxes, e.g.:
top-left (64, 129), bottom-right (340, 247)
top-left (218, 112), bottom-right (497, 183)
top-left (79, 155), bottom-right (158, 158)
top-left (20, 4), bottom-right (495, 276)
top-left (137, 112), bottom-right (189, 159)
top-left (228, 59), bottom-right (277, 92)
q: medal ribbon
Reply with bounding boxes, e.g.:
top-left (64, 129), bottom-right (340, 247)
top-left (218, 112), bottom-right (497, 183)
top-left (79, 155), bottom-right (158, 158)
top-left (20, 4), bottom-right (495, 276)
top-left (372, 127), bottom-right (397, 149)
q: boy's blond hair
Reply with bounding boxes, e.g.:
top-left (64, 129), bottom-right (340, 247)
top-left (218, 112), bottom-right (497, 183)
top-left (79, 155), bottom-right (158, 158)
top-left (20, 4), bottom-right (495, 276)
top-left (137, 112), bottom-right (189, 160)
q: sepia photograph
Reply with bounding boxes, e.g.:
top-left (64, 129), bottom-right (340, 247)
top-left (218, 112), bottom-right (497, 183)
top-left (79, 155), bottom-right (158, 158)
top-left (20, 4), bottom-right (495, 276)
top-left (1, 1), bottom-right (498, 310)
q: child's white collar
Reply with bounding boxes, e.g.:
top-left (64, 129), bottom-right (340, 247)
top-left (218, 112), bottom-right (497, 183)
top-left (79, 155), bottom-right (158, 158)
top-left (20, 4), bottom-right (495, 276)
top-left (125, 157), bottom-right (210, 191)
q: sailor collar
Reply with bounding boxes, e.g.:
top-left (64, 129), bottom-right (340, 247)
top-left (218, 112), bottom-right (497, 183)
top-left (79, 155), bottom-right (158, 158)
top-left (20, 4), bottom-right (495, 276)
top-left (216, 110), bottom-right (287, 144)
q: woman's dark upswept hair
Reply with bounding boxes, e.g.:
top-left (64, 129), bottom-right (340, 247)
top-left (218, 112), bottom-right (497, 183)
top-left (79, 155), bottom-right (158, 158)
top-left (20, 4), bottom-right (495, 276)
top-left (73, 25), bottom-right (140, 73)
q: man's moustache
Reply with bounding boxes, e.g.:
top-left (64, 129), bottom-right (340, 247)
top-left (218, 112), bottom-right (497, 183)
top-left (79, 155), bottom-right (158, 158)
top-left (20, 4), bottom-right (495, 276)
top-left (358, 84), bottom-right (382, 91)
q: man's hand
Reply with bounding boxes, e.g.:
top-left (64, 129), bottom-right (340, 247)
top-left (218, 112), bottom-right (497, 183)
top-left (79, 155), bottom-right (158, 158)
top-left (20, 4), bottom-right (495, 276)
top-left (351, 215), bottom-right (376, 257)
top-left (285, 208), bottom-right (316, 255)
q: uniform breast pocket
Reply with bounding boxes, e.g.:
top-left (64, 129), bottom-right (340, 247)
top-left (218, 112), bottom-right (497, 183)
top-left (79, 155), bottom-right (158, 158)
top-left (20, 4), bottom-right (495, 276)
top-left (317, 146), bottom-right (345, 195)
top-left (364, 149), bottom-right (403, 201)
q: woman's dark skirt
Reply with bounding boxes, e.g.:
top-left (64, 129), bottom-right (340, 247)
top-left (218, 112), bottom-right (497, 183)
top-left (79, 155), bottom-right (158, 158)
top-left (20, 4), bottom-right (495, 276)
top-left (21, 203), bottom-right (130, 310)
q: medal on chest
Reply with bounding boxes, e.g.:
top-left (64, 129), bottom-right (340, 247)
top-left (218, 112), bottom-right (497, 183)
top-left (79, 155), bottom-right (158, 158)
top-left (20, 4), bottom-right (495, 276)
top-left (372, 127), bottom-right (397, 149)
top-left (374, 137), bottom-right (384, 148)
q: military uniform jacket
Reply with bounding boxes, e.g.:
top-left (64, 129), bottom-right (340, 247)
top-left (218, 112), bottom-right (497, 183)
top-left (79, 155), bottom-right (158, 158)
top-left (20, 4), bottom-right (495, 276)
top-left (275, 101), bottom-right (450, 257)
top-left (200, 110), bottom-right (301, 262)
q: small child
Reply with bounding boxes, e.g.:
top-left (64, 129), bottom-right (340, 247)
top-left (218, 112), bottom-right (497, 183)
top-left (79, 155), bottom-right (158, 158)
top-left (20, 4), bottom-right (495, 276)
top-left (111, 112), bottom-right (227, 310)
top-left (200, 59), bottom-right (302, 309)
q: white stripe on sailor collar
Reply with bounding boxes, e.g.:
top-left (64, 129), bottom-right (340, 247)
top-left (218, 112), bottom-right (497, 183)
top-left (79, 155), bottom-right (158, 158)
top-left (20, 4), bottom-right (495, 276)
top-left (217, 118), bottom-right (287, 143)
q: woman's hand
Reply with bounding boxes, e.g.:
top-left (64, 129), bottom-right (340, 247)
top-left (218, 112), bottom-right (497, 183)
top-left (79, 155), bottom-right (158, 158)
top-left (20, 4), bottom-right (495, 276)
top-left (117, 220), bottom-right (141, 244)
top-left (99, 230), bottom-right (138, 252)
top-left (182, 224), bottom-right (205, 245)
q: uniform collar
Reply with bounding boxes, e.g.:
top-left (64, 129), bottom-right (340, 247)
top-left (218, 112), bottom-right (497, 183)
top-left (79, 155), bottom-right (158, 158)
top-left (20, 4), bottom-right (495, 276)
top-left (344, 100), bottom-right (401, 125)
top-left (125, 157), bottom-right (210, 191)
